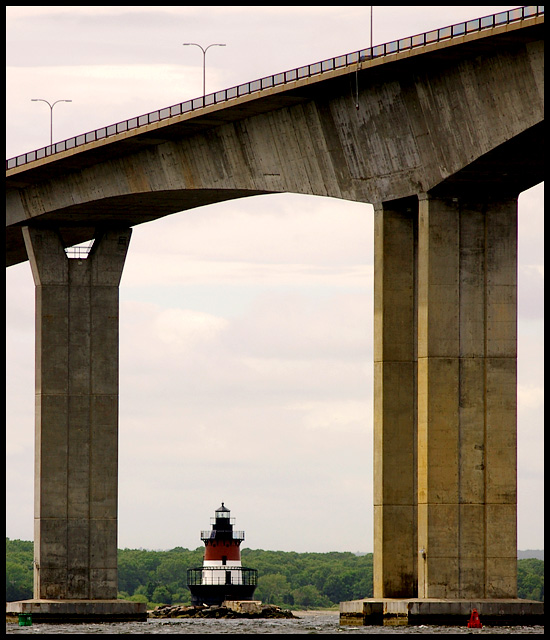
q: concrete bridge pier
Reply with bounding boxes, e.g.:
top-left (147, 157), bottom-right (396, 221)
top-left (416, 194), bottom-right (517, 601)
top-left (373, 196), bottom-right (418, 600)
top-left (7, 227), bottom-right (146, 622)
top-left (367, 192), bottom-right (524, 624)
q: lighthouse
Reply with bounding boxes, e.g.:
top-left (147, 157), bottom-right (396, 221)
top-left (187, 503), bottom-right (258, 606)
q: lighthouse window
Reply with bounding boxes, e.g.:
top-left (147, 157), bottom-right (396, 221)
top-left (222, 556), bottom-right (227, 566)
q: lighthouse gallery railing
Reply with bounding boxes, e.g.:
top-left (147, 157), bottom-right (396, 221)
top-left (187, 567), bottom-right (258, 586)
top-left (201, 530), bottom-right (245, 541)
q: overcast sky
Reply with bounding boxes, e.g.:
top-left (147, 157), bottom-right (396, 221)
top-left (6, 6), bottom-right (543, 554)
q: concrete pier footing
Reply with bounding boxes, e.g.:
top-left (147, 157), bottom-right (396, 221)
top-left (339, 598), bottom-right (544, 627)
top-left (6, 599), bottom-right (147, 623)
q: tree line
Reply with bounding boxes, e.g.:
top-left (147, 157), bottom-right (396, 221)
top-left (6, 538), bottom-right (544, 608)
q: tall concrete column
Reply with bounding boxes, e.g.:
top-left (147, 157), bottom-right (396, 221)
top-left (417, 194), bottom-right (517, 599)
top-left (22, 226), bottom-right (131, 600)
top-left (374, 194), bottom-right (518, 600)
top-left (373, 197), bottom-right (418, 598)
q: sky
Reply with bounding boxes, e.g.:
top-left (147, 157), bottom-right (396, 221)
top-left (6, 6), bottom-right (543, 554)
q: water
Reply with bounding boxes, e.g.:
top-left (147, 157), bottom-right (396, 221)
top-left (5, 611), bottom-right (544, 634)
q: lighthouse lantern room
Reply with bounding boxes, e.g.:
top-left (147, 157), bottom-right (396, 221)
top-left (187, 503), bottom-right (258, 606)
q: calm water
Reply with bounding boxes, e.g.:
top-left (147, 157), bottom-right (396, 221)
top-left (5, 611), bottom-right (544, 634)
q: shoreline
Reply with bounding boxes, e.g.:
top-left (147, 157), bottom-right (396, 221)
top-left (293, 610), bottom-right (339, 616)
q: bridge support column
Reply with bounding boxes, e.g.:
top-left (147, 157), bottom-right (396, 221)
top-left (14, 227), bottom-right (145, 621)
top-left (374, 194), bottom-right (517, 600)
top-left (417, 194), bottom-right (517, 599)
top-left (373, 197), bottom-right (418, 598)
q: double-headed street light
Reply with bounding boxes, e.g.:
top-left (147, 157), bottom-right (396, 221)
top-left (31, 98), bottom-right (72, 148)
top-left (182, 42), bottom-right (226, 99)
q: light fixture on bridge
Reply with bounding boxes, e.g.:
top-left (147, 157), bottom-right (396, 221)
top-left (31, 98), bottom-right (72, 150)
top-left (182, 42), bottom-right (226, 100)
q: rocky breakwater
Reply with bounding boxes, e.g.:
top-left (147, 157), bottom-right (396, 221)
top-left (149, 600), bottom-right (296, 619)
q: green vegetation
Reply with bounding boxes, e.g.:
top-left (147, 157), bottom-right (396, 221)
top-left (243, 549), bottom-right (372, 607)
top-left (6, 538), bottom-right (544, 609)
top-left (517, 558), bottom-right (545, 601)
top-left (6, 539), bottom-right (34, 602)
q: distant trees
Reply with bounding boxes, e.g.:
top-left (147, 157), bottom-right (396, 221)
top-left (116, 546), bottom-right (203, 606)
top-left (241, 548), bottom-right (374, 607)
top-left (6, 538), bottom-right (544, 609)
top-left (517, 559), bottom-right (544, 601)
top-left (5, 539), bottom-right (33, 602)
top-left (254, 573), bottom-right (291, 604)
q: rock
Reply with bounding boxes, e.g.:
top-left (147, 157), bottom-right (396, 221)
top-left (147, 602), bottom-right (296, 619)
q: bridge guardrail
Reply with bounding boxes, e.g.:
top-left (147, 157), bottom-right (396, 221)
top-left (6, 6), bottom-right (544, 171)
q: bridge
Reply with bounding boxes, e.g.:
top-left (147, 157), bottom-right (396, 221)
top-left (6, 6), bottom-right (544, 623)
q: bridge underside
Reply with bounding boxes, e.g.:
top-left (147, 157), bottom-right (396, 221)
top-left (6, 188), bottom-right (271, 267)
top-left (6, 21), bottom-right (543, 267)
top-left (5, 119), bottom-right (542, 268)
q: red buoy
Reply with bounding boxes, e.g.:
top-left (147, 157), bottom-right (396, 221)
top-left (467, 608), bottom-right (483, 628)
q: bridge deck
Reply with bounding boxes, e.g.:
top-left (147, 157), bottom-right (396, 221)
top-left (6, 6), bottom-right (544, 185)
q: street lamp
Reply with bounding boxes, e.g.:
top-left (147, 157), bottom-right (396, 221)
top-left (356, 7), bottom-right (374, 109)
top-left (182, 43), bottom-right (226, 99)
top-left (370, 6), bottom-right (373, 51)
top-left (31, 98), bottom-right (72, 148)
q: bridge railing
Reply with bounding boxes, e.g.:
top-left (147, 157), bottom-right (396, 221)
top-left (6, 5), bottom-right (544, 171)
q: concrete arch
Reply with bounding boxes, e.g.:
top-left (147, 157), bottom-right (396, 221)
top-left (6, 20), bottom-right (543, 266)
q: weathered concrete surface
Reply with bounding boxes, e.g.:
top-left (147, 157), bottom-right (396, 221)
top-left (22, 227), bottom-right (131, 600)
top-left (416, 195), bottom-right (518, 599)
top-left (6, 18), bottom-right (543, 266)
top-left (6, 599), bottom-right (147, 623)
top-left (373, 197), bottom-right (417, 598)
top-left (374, 194), bottom-right (519, 599)
top-left (339, 598), bottom-right (544, 626)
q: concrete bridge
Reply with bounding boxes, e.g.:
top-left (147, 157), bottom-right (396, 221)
top-left (6, 6), bottom-right (544, 623)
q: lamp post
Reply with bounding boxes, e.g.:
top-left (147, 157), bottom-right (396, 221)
top-left (371, 6), bottom-right (373, 51)
top-left (31, 98), bottom-right (72, 149)
top-left (356, 7), bottom-right (374, 108)
top-left (182, 42), bottom-right (226, 99)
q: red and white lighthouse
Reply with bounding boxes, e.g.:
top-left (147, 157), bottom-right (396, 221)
top-left (187, 503), bottom-right (258, 606)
